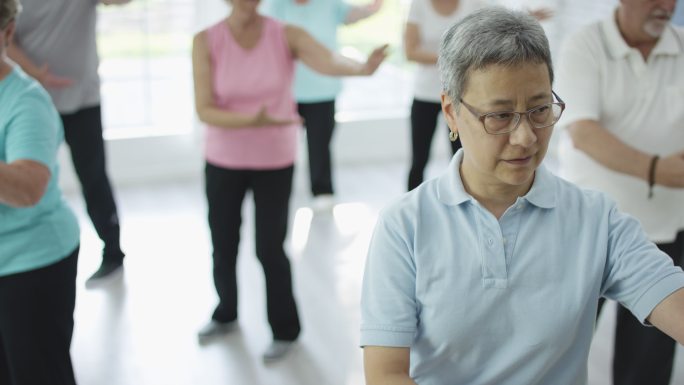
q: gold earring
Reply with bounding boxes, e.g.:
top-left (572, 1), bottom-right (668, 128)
top-left (449, 131), bottom-right (458, 142)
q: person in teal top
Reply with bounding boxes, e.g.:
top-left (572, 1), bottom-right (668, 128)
top-left (0, 1), bottom-right (80, 383)
top-left (675, 0), bottom-right (683, 26)
top-left (262, 0), bottom-right (382, 210)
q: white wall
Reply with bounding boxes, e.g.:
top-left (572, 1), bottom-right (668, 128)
top-left (61, 0), bottom-right (619, 191)
top-left (58, 0), bottom-right (445, 192)
top-left (57, 112), bottom-right (443, 192)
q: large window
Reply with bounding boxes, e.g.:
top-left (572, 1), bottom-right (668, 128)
top-left (97, 0), bottom-right (195, 138)
top-left (337, 0), bottom-right (414, 120)
top-left (96, 0), bottom-right (414, 138)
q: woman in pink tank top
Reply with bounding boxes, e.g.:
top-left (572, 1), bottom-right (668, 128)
top-left (192, 0), bottom-right (387, 362)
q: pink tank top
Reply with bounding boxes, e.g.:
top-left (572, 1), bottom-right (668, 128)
top-left (204, 17), bottom-right (299, 169)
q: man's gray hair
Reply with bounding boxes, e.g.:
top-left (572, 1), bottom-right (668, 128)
top-left (438, 7), bottom-right (553, 104)
top-left (0, 0), bottom-right (20, 29)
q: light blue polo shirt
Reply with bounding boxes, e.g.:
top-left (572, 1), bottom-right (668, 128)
top-left (0, 67), bottom-right (80, 276)
top-left (360, 150), bottom-right (684, 385)
top-left (261, 0), bottom-right (350, 102)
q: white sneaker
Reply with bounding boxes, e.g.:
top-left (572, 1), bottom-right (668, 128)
top-left (197, 320), bottom-right (237, 341)
top-left (262, 340), bottom-right (296, 362)
top-left (312, 194), bottom-right (335, 213)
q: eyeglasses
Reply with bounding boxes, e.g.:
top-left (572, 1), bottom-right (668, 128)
top-left (459, 91), bottom-right (566, 135)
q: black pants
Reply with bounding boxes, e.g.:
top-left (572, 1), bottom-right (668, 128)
top-left (0, 247), bottom-right (79, 385)
top-left (205, 163), bottom-right (300, 341)
top-left (408, 99), bottom-right (461, 191)
top-left (598, 230), bottom-right (684, 385)
top-left (61, 106), bottom-right (123, 262)
top-left (298, 101), bottom-right (335, 197)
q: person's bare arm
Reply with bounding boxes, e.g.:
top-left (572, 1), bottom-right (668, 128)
top-left (0, 160), bottom-right (50, 207)
top-left (364, 346), bottom-right (417, 385)
top-left (567, 120), bottom-right (684, 188)
top-left (7, 42), bottom-right (74, 89)
top-left (647, 287), bottom-right (684, 345)
top-left (191, 32), bottom-right (298, 129)
top-left (404, 22), bottom-right (437, 65)
top-left (345, 0), bottom-right (383, 24)
top-left (527, 7), bottom-right (554, 21)
top-left (285, 25), bottom-right (387, 76)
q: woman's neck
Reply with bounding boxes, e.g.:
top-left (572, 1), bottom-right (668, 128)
top-left (225, 11), bottom-right (263, 50)
top-left (459, 165), bottom-right (534, 219)
top-left (0, 59), bottom-right (12, 82)
top-left (227, 9), bottom-right (260, 30)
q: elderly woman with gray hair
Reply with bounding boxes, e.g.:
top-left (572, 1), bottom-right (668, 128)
top-left (0, 0), bottom-right (80, 384)
top-left (360, 7), bottom-right (684, 385)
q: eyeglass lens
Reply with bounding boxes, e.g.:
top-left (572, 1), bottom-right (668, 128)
top-left (484, 103), bottom-right (563, 134)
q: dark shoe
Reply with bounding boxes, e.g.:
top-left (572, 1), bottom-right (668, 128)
top-left (85, 260), bottom-right (123, 289)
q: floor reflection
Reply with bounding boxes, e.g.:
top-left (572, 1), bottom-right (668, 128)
top-left (66, 162), bottom-right (684, 385)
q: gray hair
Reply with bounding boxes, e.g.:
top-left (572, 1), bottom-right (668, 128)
top-left (438, 6), bottom-right (553, 104)
top-left (0, 0), bottom-right (20, 29)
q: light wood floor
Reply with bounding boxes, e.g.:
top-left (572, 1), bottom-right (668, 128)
top-left (66, 161), bottom-right (684, 385)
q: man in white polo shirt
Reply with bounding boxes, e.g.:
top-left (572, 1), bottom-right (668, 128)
top-left (557, 0), bottom-right (684, 384)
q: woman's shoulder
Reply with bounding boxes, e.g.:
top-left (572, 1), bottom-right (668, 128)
top-left (2, 67), bottom-right (31, 94)
top-left (262, 14), bottom-right (288, 35)
top-left (407, 0), bottom-right (428, 20)
top-left (1, 68), bottom-right (52, 111)
top-left (552, 172), bottom-right (616, 215)
top-left (378, 180), bottom-right (442, 227)
top-left (201, 18), bottom-right (228, 38)
top-left (0, 68), bottom-right (61, 155)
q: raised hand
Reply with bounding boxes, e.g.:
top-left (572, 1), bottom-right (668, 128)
top-left (37, 64), bottom-right (74, 89)
top-left (527, 7), bottom-right (554, 22)
top-left (368, 0), bottom-right (384, 13)
top-left (360, 44), bottom-right (389, 76)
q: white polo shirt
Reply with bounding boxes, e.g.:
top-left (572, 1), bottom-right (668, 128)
top-left (556, 13), bottom-right (684, 243)
top-left (407, 0), bottom-right (485, 102)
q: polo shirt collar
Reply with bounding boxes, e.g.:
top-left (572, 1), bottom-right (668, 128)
top-left (437, 149), bottom-right (557, 209)
top-left (523, 164), bottom-right (556, 209)
top-left (602, 10), bottom-right (683, 60)
top-left (437, 150), bottom-right (471, 206)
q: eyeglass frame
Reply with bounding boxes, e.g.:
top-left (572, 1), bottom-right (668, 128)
top-left (458, 90), bottom-right (566, 135)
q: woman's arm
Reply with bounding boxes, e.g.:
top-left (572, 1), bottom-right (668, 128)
top-left (285, 25), bottom-right (387, 77)
top-left (364, 346), bottom-right (417, 385)
top-left (0, 160), bottom-right (50, 207)
top-left (648, 287), bottom-right (684, 345)
top-left (527, 7), bottom-right (554, 22)
top-left (191, 31), bottom-right (298, 129)
top-left (403, 22), bottom-right (437, 65)
top-left (7, 39), bottom-right (74, 89)
top-left (345, 0), bottom-right (383, 24)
